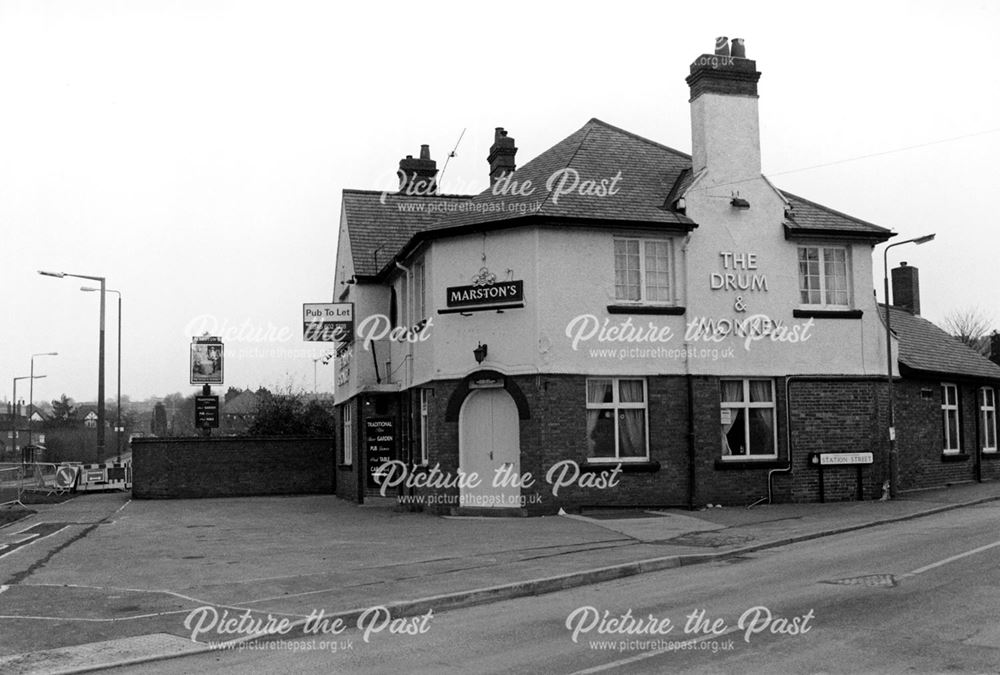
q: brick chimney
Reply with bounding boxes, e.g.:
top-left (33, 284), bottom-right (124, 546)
top-left (398, 144), bottom-right (438, 194)
top-left (891, 262), bottom-right (921, 315)
top-left (990, 331), bottom-right (1000, 366)
top-left (488, 127), bottom-right (517, 185)
top-left (686, 37), bottom-right (763, 183)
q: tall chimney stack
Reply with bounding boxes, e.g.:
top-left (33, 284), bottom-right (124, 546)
top-left (398, 145), bottom-right (438, 194)
top-left (488, 127), bottom-right (517, 186)
top-left (891, 262), bottom-right (921, 315)
top-left (686, 37), bottom-right (762, 183)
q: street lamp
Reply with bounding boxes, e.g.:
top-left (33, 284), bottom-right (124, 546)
top-left (27, 352), bottom-right (58, 449)
top-left (883, 233), bottom-right (936, 499)
top-left (82, 286), bottom-right (122, 461)
top-left (12, 375), bottom-right (46, 462)
top-left (39, 270), bottom-right (107, 455)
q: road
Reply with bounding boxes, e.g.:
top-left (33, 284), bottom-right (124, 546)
top-left (105, 502), bottom-right (1000, 674)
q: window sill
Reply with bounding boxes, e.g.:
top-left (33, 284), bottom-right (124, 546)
top-left (607, 304), bottom-right (686, 316)
top-left (792, 309), bottom-right (862, 319)
top-left (582, 460), bottom-right (660, 473)
top-left (941, 453), bottom-right (969, 463)
top-left (715, 458), bottom-right (785, 471)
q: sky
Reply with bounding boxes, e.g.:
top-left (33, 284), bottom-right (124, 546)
top-left (1, 0), bottom-right (998, 404)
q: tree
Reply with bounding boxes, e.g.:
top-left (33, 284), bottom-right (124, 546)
top-left (942, 307), bottom-right (993, 355)
top-left (50, 394), bottom-right (76, 426)
top-left (248, 391), bottom-right (335, 436)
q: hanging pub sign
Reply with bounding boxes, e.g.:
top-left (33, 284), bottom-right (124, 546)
top-left (445, 280), bottom-right (524, 309)
top-left (303, 303), bottom-right (354, 342)
top-left (190, 336), bottom-right (224, 385)
top-left (365, 417), bottom-right (396, 489)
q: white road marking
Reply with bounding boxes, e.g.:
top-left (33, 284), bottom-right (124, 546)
top-left (570, 626), bottom-right (742, 674)
top-left (0, 525), bottom-right (68, 558)
top-left (903, 539), bottom-right (1000, 577)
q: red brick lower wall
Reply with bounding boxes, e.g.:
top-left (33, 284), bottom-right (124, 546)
top-left (336, 374), bottom-right (997, 512)
top-left (895, 379), bottom-right (994, 491)
top-left (132, 436), bottom-right (335, 499)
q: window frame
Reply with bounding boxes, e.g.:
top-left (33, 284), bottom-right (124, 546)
top-left (719, 378), bottom-right (779, 460)
top-left (980, 387), bottom-right (997, 454)
top-left (797, 245), bottom-right (852, 309)
top-left (342, 404), bottom-right (354, 465)
top-left (614, 237), bottom-right (675, 305)
top-left (942, 383), bottom-right (961, 455)
top-left (419, 388), bottom-right (430, 465)
top-left (413, 260), bottom-right (426, 322)
top-left (585, 377), bottom-right (650, 462)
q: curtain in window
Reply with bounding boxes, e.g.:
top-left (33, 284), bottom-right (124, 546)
top-left (720, 381), bottom-right (742, 455)
top-left (823, 248), bottom-right (848, 305)
top-left (644, 241), bottom-right (671, 302)
top-left (618, 410), bottom-right (645, 457)
top-left (619, 380), bottom-right (644, 403)
top-left (587, 380), bottom-right (615, 457)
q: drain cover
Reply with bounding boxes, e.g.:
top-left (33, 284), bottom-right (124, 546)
top-left (823, 574), bottom-right (897, 588)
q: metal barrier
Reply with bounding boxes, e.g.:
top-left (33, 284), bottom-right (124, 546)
top-left (1, 463), bottom-right (25, 507)
top-left (0, 461), bottom-right (131, 505)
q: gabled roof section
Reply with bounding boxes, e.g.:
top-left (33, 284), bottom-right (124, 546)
top-left (782, 191), bottom-right (894, 242)
top-left (342, 119), bottom-right (896, 278)
top-left (430, 119), bottom-right (696, 231)
top-left (342, 190), bottom-right (473, 278)
top-left (879, 305), bottom-right (1000, 381)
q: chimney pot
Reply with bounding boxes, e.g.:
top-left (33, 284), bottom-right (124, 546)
top-left (715, 36), bottom-right (730, 55)
top-left (419, 144), bottom-right (430, 160)
top-left (731, 37), bottom-right (746, 58)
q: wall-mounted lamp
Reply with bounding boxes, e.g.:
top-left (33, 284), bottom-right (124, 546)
top-left (473, 342), bottom-right (488, 364)
top-left (730, 196), bottom-right (750, 209)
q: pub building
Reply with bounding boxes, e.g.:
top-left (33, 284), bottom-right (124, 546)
top-left (330, 38), bottom-right (1000, 513)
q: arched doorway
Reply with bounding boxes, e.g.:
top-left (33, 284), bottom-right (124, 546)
top-left (458, 387), bottom-right (521, 509)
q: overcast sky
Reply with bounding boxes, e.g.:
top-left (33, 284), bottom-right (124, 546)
top-left (2, 0), bottom-right (997, 404)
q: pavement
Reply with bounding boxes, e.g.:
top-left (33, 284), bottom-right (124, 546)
top-left (0, 481), bottom-right (998, 674)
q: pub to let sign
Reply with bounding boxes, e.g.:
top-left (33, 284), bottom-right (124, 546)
top-left (303, 303), bottom-right (354, 342)
top-left (446, 280), bottom-right (524, 308)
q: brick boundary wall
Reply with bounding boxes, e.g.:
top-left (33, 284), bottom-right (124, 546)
top-left (132, 436), bottom-right (335, 499)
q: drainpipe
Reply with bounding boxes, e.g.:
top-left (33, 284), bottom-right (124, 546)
top-left (395, 262), bottom-right (413, 388)
top-left (765, 375), bottom-right (801, 505)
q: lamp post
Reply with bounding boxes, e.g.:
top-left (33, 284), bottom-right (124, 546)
top-left (27, 352), bottom-right (58, 449)
top-left (39, 270), bottom-right (106, 455)
top-left (82, 287), bottom-right (122, 461)
top-left (883, 233), bottom-right (936, 499)
top-left (12, 375), bottom-right (45, 462)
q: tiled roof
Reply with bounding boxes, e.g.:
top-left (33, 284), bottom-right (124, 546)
top-left (782, 191), bottom-right (893, 239)
top-left (430, 119), bottom-right (695, 230)
top-left (343, 118), bottom-right (894, 277)
top-left (880, 305), bottom-right (1000, 380)
top-left (342, 190), bottom-right (472, 277)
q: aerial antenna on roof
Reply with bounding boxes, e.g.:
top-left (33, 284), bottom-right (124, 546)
top-left (436, 127), bottom-right (466, 191)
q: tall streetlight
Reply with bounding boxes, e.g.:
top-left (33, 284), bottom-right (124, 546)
top-left (81, 286), bottom-right (122, 461)
top-left (27, 352), bottom-right (58, 449)
top-left (12, 375), bottom-right (45, 462)
top-left (39, 270), bottom-right (106, 455)
top-left (883, 233), bottom-right (936, 499)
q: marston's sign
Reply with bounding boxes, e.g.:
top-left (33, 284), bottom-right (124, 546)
top-left (446, 280), bottom-right (524, 308)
